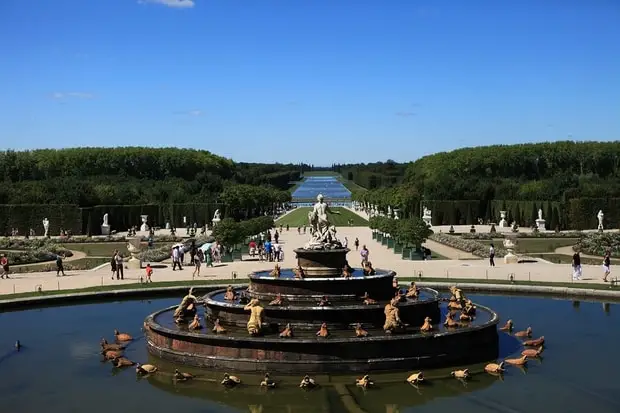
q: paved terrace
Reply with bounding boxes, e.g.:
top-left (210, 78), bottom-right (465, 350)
top-left (0, 224), bottom-right (607, 296)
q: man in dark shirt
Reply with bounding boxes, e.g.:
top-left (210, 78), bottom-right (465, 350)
top-left (572, 252), bottom-right (582, 281)
top-left (603, 251), bottom-right (611, 282)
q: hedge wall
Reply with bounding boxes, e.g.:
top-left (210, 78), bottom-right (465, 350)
top-left (81, 203), bottom-right (224, 235)
top-left (0, 204), bottom-right (82, 236)
top-left (423, 200), bottom-right (564, 228)
top-left (567, 198), bottom-right (619, 230)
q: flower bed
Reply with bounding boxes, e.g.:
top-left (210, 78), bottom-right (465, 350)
top-left (429, 233), bottom-right (507, 258)
top-left (0, 243), bottom-right (74, 265)
top-left (0, 235), bottom-right (190, 250)
top-left (574, 233), bottom-right (620, 258)
top-left (461, 231), bottom-right (585, 240)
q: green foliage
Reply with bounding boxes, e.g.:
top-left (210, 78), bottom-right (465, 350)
top-left (353, 186), bottom-right (419, 218)
top-left (220, 184), bottom-right (291, 219)
top-left (1, 245), bottom-right (73, 265)
top-left (393, 218), bottom-right (433, 247)
top-left (337, 161), bottom-right (407, 189)
top-left (575, 233), bottom-right (620, 257)
top-left (211, 216), bottom-right (274, 248)
top-left (0, 204), bottom-right (82, 236)
top-left (567, 198), bottom-right (619, 230)
top-left (404, 141), bottom-right (620, 201)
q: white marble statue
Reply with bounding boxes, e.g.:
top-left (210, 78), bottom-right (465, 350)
top-left (101, 213), bottom-right (111, 235)
top-left (598, 210), bottom-right (604, 230)
top-left (42, 218), bottom-right (49, 237)
top-left (387, 205), bottom-right (392, 218)
top-left (423, 207), bottom-right (431, 218)
top-left (499, 211), bottom-right (508, 227)
top-left (140, 215), bottom-right (149, 232)
top-left (538, 208), bottom-right (543, 221)
top-left (165, 222), bottom-right (171, 230)
top-left (393, 209), bottom-right (400, 220)
top-left (306, 194), bottom-right (340, 248)
top-left (213, 209), bottom-right (222, 221)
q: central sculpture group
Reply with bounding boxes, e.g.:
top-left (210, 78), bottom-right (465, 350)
top-left (145, 195), bottom-right (499, 373)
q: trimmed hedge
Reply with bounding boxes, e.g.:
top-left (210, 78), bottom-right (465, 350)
top-left (0, 204), bottom-right (81, 236)
top-left (567, 198), bottom-right (619, 230)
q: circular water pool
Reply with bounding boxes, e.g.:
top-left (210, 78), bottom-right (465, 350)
top-left (0, 294), bottom-right (618, 412)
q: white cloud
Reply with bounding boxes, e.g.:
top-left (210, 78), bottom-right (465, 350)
top-left (138, 0), bottom-right (195, 8)
top-left (52, 92), bottom-right (94, 100)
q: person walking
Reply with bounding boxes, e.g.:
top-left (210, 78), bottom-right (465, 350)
top-left (56, 253), bottom-right (66, 277)
top-left (0, 254), bottom-right (9, 279)
top-left (343, 237), bottom-right (349, 249)
top-left (115, 251), bottom-right (124, 280)
top-left (193, 248), bottom-right (204, 277)
top-left (572, 251), bottom-right (582, 281)
top-left (354, 238), bottom-right (359, 251)
top-left (145, 263), bottom-right (153, 283)
top-left (110, 250), bottom-right (117, 280)
top-left (360, 245), bottom-right (369, 266)
top-left (489, 244), bottom-right (495, 267)
top-left (603, 250), bottom-right (611, 282)
top-left (172, 246), bottom-right (182, 271)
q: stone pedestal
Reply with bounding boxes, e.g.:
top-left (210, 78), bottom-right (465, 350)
top-left (126, 237), bottom-right (142, 269)
top-left (503, 237), bottom-right (518, 264)
top-left (535, 219), bottom-right (546, 231)
top-left (212, 218), bottom-right (221, 227)
top-left (101, 225), bottom-right (110, 236)
top-left (294, 248), bottom-right (349, 277)
top-left (422, 216), bottom-right (432, 226)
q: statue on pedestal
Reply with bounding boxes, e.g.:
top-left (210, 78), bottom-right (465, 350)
top-left (140, 215), bottom-right (149, 232)
top-left (306, 194), bottom-right (341, 249)
top-left (101, 213), bottom-right (110, 236)
top-left (422, 207), bottom-right (432, 226)
top-left (538, 209), bottom-right (543, 221)
top-left (597, 210), bottom-right (604, 230)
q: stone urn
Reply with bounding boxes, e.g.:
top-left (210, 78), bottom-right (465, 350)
top-left (502, 236), bottom-right (518, 264)
top-left (126, 237), bottom-right (142, 269)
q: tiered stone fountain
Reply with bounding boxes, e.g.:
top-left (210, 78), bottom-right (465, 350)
top-left (145, 195), bottom-right (499, 373)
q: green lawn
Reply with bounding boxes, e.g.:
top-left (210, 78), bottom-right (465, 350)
top-left (338, 177), bottom-right (367, 193)
top-left (477, 238), bottom-right (579, 253)
top-left (276, 207), bottom-right (368, 227)
top-left (61, 242), bottom-right (145, 257)
top-left (10, 257), bottom-right (111, 274)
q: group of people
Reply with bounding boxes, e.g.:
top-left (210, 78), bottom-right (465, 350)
top-left (572, 250), bottom-right (612, 282)
top-left (248, 238), bottom-right (284, 262)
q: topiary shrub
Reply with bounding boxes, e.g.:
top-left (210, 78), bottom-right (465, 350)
top-left (574, 233), bottom-right (620, 257)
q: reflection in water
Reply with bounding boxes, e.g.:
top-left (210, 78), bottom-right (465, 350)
top-left (572, 300), bottom-right (580, 310)
top-left (0, 295), bottom-right (619, 412)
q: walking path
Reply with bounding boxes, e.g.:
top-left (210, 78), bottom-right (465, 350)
top-left (0, 225), bottom-right (612, 296)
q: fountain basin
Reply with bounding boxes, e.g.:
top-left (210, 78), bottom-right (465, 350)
top-left (203, 287), bottom-right (441, 329)
top-left (145, 303), bottom-right (499, 373)
top-left (248, 269), bottom-right (397, 300)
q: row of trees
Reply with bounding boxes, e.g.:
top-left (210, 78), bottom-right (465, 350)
top-left (404, 141), bottom-right (620, 200)
top-left (211, 216), bottom-right (275, 248)
top-left (0, 148), bottom-right (298, 207)
top-left (368, 216), bottom-right (433, 248)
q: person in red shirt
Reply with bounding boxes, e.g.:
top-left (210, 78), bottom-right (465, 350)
top-left (248, 240), bottom-right (257, 257)
top-left (145, 263), bottom-right (153, 283)
top-left (0, 254), bottom-right (9, 279)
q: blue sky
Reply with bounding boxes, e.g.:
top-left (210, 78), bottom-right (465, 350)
top-left (1, 0), bottom-right (619, 164)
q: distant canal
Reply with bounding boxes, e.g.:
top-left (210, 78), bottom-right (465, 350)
top-left (292, 176), bottom-right (351, 205)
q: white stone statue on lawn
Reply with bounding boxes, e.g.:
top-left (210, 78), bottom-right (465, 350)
top-left (306, 194), bottom-right (340, 248)
top-left (597, 210), bottom-right (604, 230)
top-left (538, 209), bottom-right (543, 221)
top-left (103, 213), bottom-right (109, 226)
top-left (42, 218), bottom-right (49, 237)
